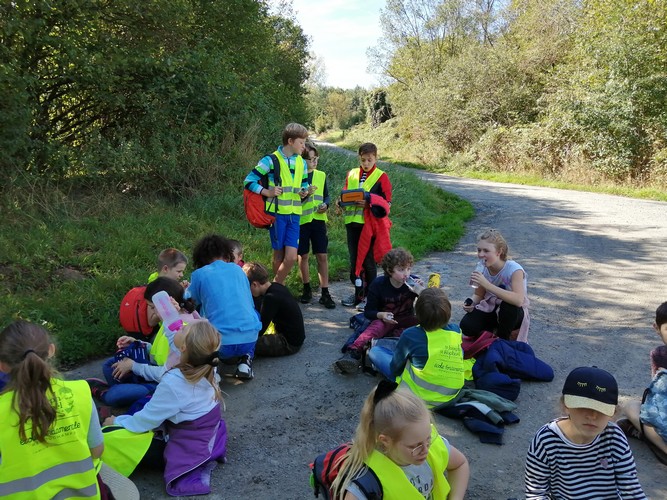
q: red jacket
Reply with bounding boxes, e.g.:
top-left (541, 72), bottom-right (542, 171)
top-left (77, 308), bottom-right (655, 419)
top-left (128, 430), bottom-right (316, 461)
top-left (355, 194), bottom-right (392, 278)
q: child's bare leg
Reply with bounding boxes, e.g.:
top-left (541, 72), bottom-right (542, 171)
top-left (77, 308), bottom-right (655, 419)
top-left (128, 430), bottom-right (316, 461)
top-left (315, 253), bottom-right (329, 288)
top-left (621, 400), bottom-right (667, 453)
top-left (272, 248), bottom-right (285, 276)
top-left (622, 400), bottom-right (642, 429)
top-left (644, 424), bottom-right (667, 454)
top-left (274, 246), bottom-right (297, 284)
top-left (298, 253), bottom-right (310, 284)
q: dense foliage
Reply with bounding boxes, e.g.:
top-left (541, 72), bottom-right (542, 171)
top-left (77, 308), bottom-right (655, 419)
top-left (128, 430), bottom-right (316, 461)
top-left (1, 0), bottom-right (310, 196)
top-left (367, 0), bottom-right (667, 184)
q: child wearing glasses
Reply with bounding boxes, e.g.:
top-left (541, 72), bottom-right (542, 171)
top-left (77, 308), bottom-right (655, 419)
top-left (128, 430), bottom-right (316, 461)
top-left (298, 142), bottom-right (335, 309)
top-left (330, 380), bottom-right (469, 500)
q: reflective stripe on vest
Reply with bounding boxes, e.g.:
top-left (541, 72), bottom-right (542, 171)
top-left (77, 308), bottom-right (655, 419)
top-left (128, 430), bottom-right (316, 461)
top-left (343, 167), bottom-right (384, 224)
top-left (151, 323), bottom-right (169, 365)
top-left (0, 379), bottom-right (100, 499)
top-left (265, 150), bottom-right (305, 215)
top-left (398, 328), bottom-right (464, 408)
top-left (101, 426), bottom-right (154, 477)
top-left (365, 424), bottom-right (450, 500)
top-left (300, 170), bottom-right (327, 224)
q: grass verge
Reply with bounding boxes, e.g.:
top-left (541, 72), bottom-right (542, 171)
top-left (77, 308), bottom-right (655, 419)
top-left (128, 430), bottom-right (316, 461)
top-left (0, 147), bottom-right (473, 368)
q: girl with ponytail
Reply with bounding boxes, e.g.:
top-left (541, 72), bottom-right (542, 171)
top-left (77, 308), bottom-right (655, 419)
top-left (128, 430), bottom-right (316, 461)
top-left (330, 381), bottom-right (469, 500)
top-left (0, 320), bottom-right (137, 499)
top-left (103, 320), bottom-right (227, 496)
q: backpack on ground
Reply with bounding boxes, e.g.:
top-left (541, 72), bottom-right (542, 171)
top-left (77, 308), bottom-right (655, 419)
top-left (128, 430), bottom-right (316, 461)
top-left (244, 154), bottom-right (282, 229)
top-left (119, 285), bottom-right (155, 338)
top-left (309, 443), bottom-right (381, 499)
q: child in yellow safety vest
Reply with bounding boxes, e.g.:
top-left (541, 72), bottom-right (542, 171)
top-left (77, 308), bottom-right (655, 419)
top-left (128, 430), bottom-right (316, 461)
top-left (0, 320), bottom-right (138, 499)
top-left (368, 287), bottom-right (466, 410)
top-left (329, 380), bottom-right (469, 500)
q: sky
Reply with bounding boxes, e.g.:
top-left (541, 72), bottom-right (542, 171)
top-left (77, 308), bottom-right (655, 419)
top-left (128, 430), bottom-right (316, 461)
top-left (290, 0), bottom-right (386, 89)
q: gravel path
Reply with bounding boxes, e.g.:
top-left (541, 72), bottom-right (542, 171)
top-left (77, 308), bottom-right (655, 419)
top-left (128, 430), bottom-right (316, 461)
top-left (68, 169), bottom-right (667, 499)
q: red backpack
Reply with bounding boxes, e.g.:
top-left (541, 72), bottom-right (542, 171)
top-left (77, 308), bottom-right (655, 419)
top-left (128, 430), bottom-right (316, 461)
top-left (309, 443), bottom-right (381, 499)
top-left (119, 286), bottom-right (155, 338)
top-left (244, 154), bottom-right (282, 229)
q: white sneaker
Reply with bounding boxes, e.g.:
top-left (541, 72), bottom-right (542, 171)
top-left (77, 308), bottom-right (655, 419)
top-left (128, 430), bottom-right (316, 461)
top-left (234, 357), bottom-right (254, 380)
top-left (356, 299), bottom-right (367, 312)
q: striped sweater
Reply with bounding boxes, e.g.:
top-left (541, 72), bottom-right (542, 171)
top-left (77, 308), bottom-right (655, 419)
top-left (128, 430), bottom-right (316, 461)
top-left (525, 418), bottom-right (646, 499)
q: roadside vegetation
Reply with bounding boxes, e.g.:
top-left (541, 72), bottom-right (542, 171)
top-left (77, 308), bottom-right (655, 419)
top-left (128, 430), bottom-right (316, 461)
top-left (0, 145), bottom-right (473, 367)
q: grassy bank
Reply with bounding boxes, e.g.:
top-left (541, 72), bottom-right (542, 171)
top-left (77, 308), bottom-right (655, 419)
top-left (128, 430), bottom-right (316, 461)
top-left (320, 126), bottom-right (667, 202)
top-left (0, 146), bottom-right (473, 367)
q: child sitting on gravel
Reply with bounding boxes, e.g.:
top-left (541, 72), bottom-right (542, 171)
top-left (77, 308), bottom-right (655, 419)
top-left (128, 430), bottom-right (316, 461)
top-left (334, 248), bottom-right (424, 374)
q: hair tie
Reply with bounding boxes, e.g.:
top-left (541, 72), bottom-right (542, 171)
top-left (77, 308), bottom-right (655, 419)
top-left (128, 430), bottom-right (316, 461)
top-left (21, 349), bottom-right (36, 360)
top-left (373, 380), bottom-right (398, 405)
top-left (206, 352), bottom-right (219, 366)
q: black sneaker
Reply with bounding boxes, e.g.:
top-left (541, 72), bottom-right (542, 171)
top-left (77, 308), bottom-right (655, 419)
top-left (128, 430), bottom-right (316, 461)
top-left (234, 355), bottom-right (254, 380)
top-left (319, 293), bottom-right (336, 309)
top-left (86, 378), bottom-right (109, 400)
top-left (334, 352), bottom-right (361, 374)
top-left (300, 287), bottom-right (312, 304)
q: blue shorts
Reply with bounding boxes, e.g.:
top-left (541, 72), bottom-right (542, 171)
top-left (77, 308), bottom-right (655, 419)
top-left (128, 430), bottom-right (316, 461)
top-left (269, 213), bottom-right (300, 250)
top-left (298, 220), bottom-right (328, 256)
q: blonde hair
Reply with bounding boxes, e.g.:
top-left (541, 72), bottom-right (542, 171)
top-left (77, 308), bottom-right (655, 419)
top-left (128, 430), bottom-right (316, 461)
top-left (175, 321), bottom-right (221, 401)
top-left (478, 228), bottom-right (509, 260)
top-left (330, 385), bottom-right (430, 499)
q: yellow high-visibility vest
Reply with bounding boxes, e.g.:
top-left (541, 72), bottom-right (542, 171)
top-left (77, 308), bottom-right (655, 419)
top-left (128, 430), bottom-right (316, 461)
top-left (300, 170), bottom-right (328, 224)
top-left (343, 167), bottom-right (384, 224)
top-left (365, 424), bottom-right (450, 499)
top-left (0, 379), bottom-right (100, 499)
top-left (265, 150), bottom-right (305, 216)
top-left (398, 328), bottom-right (464, 408)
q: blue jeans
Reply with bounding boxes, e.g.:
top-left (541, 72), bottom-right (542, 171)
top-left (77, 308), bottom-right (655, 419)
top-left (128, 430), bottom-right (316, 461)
top-left (367, 338), bottom-right (400, 380)
top-left (101, 357), bottom-right (157, 407)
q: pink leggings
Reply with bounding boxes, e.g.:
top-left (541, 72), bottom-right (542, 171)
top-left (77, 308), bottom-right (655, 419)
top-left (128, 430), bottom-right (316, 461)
top-left (350, 316), bottom-right (418, 351)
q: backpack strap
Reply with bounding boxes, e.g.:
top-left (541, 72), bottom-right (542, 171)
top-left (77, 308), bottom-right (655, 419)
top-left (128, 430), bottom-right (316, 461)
top-left (269, 153), bottom-right (282, 187)
top-left (352, 468), bottom-right (382, 499)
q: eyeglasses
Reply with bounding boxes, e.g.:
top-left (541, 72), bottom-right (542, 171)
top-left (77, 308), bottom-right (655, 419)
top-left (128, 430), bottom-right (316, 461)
top-left (306, 157), bottom-right (319, 162)
top-left (409, 437), bottom-right (432, 457)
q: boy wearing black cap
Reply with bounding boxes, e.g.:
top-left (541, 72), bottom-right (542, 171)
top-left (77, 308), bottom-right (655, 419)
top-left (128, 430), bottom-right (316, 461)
top-left (525, 366), bottom-right (646, 499)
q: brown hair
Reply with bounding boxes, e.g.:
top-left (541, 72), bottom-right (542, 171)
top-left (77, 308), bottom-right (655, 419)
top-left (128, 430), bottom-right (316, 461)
top-left (175, 321), bottom-right (222, 402)
top-left (282, 123), bottom-right (309, 145)
top-left (358, 142), bottom-right (378, 157)
top-left (381, 248), bottom-right (414, 276)
top-left (415, 288), bottom-right (452, 331)
top-left (330, 384), bottom-right (430, 499)
top-left (157, 248), bottom-right (188, 270)
top-left (304, 142), bottom-right (319, 158)
top-left (477, 228), bottom-right (509, 261)
top-left (242, 261), bottom-right (270, 285)
top-left (0, 320), bottom-right (58, 443)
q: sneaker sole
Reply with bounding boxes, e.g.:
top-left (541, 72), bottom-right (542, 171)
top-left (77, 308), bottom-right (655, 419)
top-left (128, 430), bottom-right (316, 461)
top-left (234, 370), bottom-right (254, 380)
top-left (334, 359), bottom-right (359, 374)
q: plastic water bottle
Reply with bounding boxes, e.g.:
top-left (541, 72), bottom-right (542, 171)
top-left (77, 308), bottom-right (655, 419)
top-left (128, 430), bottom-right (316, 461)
top-left (354, 277), bottom-right (362, 288)
top-left (469, 260), bottom-right (485, 288)
top-left (151, 291), bottom-right (183, 332)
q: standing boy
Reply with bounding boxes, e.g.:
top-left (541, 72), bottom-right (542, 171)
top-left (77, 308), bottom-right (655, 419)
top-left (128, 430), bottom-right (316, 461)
top-left (243, 262), bottom-right (305, 357)
top-left (298, 143), bottom-right (335, 309)
top-left (244, 123), bottom-right (312, 285)
top-left (340, 143), bottom-right (392, 308)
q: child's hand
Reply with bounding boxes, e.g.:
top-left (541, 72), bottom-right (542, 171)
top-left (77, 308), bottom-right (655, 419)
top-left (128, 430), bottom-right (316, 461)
top-left (267, 186), bottom-right (283, 197)
top-left (307, 184), bottom-right (317, 195)
top-left (111, 358), bottom-right (134, 380)
top-left (116, 336), bottom-right (136, 349)
top-left (469, 271), bottom-right (487, 289)
top-left (103, 416), bottom-right (116, 426)
top-left (379, 312), bottom-right (398, 324)
top-left (180, 279), bottom-right (190, 289)
top-left (316, 203), bottom-right (328, 213)
top-left (463, 298), bottom-right (475, 313)
top-left (406, 277), bottom-right (425, 295)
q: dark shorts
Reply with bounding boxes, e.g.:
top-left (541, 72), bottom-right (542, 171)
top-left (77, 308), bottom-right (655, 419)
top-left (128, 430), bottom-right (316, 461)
top-left (269, 213), bottom-right (300, 250)
top-left (298, 220), bottom-right (328, 256)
